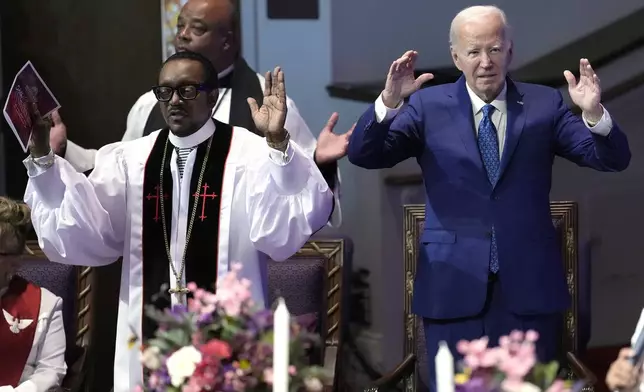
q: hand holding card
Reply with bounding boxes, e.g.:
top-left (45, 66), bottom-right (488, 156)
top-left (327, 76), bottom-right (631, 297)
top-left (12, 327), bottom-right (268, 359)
top-left (2, 61), bottom-right (60, 153)
top-left (27, 102), bottom-right (52, 158)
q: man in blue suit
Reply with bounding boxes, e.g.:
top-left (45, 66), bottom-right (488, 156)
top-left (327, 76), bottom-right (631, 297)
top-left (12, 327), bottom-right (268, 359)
top-left (348, 5), bottom-right (631, 390)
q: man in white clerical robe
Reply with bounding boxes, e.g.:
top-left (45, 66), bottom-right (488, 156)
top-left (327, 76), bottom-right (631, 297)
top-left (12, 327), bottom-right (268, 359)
top-left (48, 0), bottom-right (349, 228)
top-left (23, 51), bottom-right (332, 392)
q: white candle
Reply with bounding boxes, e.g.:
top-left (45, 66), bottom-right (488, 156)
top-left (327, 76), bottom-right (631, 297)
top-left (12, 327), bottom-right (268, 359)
top-left (435, 341), bottom-right (455, 392)
top-left (272, 297), bottom-right (290, 392)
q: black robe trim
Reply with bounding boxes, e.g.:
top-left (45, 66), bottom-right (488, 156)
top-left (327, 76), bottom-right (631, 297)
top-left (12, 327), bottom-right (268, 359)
top-left (140, 120), bottom-right (234, 340)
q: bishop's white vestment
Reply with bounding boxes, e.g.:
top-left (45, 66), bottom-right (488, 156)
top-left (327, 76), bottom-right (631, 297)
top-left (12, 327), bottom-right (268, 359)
top-left (23, 119), bottom-right (333, 392)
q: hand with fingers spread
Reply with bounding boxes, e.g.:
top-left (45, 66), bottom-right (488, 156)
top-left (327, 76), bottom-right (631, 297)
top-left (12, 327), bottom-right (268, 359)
top-left (564, 58), bottom-right (603, 122)
top-left (48, 110), bottom-right (67, 156)
top-left (314, 112), bottom-right (355, 164)
top-left (382, 50), bottom-right (434, 108)
top-left (606, 348), bottom-right (641, 392)
top-left (247, 66), bottom-right (288, 145)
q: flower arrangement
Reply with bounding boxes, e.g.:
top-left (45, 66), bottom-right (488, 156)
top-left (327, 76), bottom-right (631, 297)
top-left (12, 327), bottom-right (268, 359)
top-left (137, 263), bottom-right (331, 392)
top-left (452, 330), bottom-right (587, 392)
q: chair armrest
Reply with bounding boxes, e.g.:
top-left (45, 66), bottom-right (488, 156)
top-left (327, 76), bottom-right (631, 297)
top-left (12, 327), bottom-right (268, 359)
top-left (567, 351), bottom-right (598, 386)
top-left (364, 354), bottom-right (417, 391)
top-left (60, 347), bottom-right (88, 392)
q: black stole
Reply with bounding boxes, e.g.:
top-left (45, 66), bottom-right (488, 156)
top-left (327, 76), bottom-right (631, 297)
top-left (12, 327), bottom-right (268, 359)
top-left (141, 56), bottom-right (337, 190)
top-left (141, 120), bottom-right (234, 340)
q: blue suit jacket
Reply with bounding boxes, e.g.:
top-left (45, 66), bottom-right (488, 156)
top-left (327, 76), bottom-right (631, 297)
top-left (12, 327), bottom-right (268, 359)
top-left (348, 77), bottom-right (631, 320)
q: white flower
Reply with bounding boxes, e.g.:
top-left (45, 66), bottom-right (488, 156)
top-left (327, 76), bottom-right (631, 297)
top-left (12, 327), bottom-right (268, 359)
top-left (140, 346), bottom-right (162, 370)
top-left (304, 377), bottom-right (324, 392)
top-left (166, 346), bottom-right (202, 387)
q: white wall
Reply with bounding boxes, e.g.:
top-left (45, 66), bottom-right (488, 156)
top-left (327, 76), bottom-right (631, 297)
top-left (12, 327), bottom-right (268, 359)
top-left (331, 0), bottom-right (644, 83)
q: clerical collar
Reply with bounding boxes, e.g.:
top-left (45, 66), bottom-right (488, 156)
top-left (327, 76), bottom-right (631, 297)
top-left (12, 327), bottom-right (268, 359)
top-left (168, 119), bottom-right (216, 149)
top-left (218, 64), bottom-right (234, 79)
top-left (218, 64), bottom-right (235, 89)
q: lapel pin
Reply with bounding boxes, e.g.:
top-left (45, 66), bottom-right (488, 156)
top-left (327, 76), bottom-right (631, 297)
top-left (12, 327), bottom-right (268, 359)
top-left (3, 309), bottom-right (34, 334)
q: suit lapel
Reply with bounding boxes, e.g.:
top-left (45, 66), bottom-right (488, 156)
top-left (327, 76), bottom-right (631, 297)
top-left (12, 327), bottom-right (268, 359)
top-left (450, 77), bottom-right (485, 174)
top-left (498, 80), bottom-right (526, 182)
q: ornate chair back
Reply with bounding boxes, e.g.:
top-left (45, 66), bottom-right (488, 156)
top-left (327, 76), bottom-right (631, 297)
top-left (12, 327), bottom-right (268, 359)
top-left (268, 237), bottom-right (353, 391)
top-left (398, 202), bottom-right (588, 391)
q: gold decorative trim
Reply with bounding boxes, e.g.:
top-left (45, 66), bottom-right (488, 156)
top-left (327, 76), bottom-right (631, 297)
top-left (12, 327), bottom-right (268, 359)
top-left (402, 201), bottom-right (579, 389)
top-left (294, 239), bottom-right (346, 348)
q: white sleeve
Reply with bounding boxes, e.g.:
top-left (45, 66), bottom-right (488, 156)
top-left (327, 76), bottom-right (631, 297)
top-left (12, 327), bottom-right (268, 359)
top-left (23, 145), bottom-right (128, 267)
top-left (122, 92), bottom-right (156, 142)
top-left (63, 141), bottom-right (97, 173)
top-left (284, 96), bottom-right (343, 228)
top-left (14, 297), bottom-right (67, 392)
top-left (245, 138), bottom-right (333, 261)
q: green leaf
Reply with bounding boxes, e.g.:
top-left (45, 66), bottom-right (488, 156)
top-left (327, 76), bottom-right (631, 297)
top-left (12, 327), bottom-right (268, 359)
top-left (542, 361), bottom-right (560, 386)
top-left (530, 361), bottom-right (560, 388)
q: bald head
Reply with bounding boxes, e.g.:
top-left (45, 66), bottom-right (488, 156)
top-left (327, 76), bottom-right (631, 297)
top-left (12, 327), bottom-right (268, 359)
top-left (174, 0), bottom-right (240, 72)
top-left (449, 5), bottom-right (510, 47)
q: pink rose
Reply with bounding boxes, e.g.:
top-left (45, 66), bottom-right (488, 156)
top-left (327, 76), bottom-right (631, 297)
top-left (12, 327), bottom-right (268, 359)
top-left (201, 339), bottom-right (232, 359)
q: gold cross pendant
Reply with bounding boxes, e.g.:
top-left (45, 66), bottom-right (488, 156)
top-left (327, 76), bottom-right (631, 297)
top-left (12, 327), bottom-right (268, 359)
top-left (168, 280), bottom-right (191, 296)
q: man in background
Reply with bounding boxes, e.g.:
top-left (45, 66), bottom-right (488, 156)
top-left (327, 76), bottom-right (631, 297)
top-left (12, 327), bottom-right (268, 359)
top-left (48, 0), bottom-right (349, 226)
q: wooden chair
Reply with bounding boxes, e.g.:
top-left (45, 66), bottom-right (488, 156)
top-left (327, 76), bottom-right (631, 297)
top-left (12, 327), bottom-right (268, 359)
top-left (268, 237), bottom-right (353, 392)
top-left (17, 240), bottom-right (95, 392)
top-left (367, 201), bottom-right (596, 392)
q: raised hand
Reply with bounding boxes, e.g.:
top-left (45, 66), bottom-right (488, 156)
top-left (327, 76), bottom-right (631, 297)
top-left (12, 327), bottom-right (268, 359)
top-left (605, 348), bottom-right (640, 391)
top-left (48, 110), bottom-right (67, 156)
top-left (314, 112), bottom-right (354, 164)
top-left (382, 50), bottom-right (434, 108)
top-left (27, 102), bottom-right (52, 158)
top-left (247, 66), bottom-right (288, 143)
top-left (564, 58), bottom-right (603, 121)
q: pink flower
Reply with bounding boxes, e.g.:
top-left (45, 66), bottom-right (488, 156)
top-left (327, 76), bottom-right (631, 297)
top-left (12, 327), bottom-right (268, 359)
top-left (289, 365), bottom-right (297, 375)
top-left (525, 330), bottom-right (539, 343)
top-left (148, 373), bottom-right (160, 389)
top-left (263, 368), bottom-right (274, 384)
top-left (201, 339), bottom-right (232, 359)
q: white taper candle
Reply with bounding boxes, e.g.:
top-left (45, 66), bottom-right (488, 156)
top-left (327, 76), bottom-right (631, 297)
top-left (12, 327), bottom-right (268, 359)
top-left (272, 297), bottom-right (290, 392)
top-left (435, 340), bottom-right (455, 392)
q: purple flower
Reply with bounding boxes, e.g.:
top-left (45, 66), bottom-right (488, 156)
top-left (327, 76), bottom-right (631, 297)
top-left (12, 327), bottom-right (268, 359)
top-left (456, 376), bottom-right (490, 392)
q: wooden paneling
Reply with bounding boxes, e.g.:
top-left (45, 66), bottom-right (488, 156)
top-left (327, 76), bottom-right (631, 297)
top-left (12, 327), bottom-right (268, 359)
top-left (1, 2), bottom-right (162, 391)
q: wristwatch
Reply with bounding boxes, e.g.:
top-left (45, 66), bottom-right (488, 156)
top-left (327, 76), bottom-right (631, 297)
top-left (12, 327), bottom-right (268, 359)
top-left (266, 130), bottom-right (290, 151)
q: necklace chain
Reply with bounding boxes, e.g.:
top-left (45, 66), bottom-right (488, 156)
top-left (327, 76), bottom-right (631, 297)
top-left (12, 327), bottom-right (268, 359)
top-left (159, 132), bottom-right (214, 298)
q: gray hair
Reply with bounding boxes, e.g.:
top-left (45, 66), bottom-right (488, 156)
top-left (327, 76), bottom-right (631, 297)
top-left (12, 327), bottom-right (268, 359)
top-left (449, 5), bottom-right (511, 47)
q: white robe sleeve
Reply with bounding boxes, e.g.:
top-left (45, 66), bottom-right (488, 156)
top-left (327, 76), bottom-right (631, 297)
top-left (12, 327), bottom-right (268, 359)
top-left (245, 137), bottom-right (333, 261)
top-left (63, 140), bottom-right (97, 173)
top-left (283, 97), bottom-right (343, 228)
top-left (23, 144), bottom-right (128, 267)
top-left (15, 295), bottom-right (66, 392)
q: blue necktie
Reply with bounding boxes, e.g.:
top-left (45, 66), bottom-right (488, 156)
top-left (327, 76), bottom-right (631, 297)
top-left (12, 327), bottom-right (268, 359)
top-left (478, 104), bottom-right (500, 273)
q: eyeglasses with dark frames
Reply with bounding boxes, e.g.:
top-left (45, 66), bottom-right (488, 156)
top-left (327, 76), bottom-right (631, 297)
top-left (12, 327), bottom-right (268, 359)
top-left (152, 84), bottom-right (211, 102)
